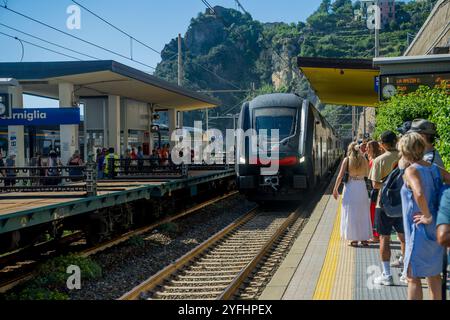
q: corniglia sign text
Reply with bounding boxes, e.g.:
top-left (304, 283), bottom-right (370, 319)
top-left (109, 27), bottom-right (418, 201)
top-left (0, 108), bottom-right (81, 126)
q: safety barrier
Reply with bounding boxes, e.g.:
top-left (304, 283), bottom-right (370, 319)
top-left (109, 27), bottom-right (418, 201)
top-left (0, 154), bottom-right (233, 199)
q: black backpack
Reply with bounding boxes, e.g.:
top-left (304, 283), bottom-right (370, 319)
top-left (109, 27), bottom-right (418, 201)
top-left (380, 167), bottom-right (405, 218)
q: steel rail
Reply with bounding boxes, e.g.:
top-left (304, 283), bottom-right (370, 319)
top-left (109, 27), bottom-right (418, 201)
top-left (218, 208), bottom-right (301, 300)
top-left (119, 206), bottom-right (259, 300)
top-left (80, 191), bottom-right (239, 257)
top-left (119, 205), bottom-right (303, 301)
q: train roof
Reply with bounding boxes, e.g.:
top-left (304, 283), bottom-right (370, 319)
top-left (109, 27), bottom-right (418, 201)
top-left (247, 93), bottom-right (339, 138)
top-left (248, 93), bottom-right (303, 109)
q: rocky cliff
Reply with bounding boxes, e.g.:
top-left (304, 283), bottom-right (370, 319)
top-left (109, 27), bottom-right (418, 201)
top-left (154, 1), bottom-right (435, 133)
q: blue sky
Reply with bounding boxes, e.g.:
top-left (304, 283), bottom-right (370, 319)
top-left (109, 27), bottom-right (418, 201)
top-left (0, 0), bottom-right (328, 106)
top-left (0, 0), bottom-right (325, 69)
top-left (0, 0), bottom-right (327, 106)
top-left (0, 0), bottom-right (410, 106)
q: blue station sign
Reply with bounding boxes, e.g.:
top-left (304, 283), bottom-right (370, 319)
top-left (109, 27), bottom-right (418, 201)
top-left (0, 108), bottom-right (81, 126)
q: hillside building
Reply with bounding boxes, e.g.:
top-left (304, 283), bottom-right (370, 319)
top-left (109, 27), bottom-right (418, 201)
top-left (355, 0), bottom-right (396, 27)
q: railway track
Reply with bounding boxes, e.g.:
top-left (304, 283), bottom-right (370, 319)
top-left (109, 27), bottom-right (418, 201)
top-left (238, 215), bottom-right (307, 299)
top-left (120, 205), bottom-right (304, 300)
top-left (0, 191), bottom-right (239, 294)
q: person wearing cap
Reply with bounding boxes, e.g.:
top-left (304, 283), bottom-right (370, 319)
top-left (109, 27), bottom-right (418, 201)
top-left (397, 121), bottom-right (412, 137)
top-left (408, 119), bottom-right (445, 169)
top-left (368, 130), bottom-right (405, 286)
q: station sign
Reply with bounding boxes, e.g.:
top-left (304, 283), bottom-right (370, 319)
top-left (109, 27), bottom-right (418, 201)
top-left (0, 108), bottom-right (81, 126)
top-left (380, 73), bottom-right (450, 100)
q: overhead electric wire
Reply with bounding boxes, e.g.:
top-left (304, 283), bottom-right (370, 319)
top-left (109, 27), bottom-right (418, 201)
top-left (186, 57), bottom-right (242, 90)
top-left (70, 0), bottom-right (242, 90)
top-left (201, 0), bottom-right (216, 14)
top-left (0, 4), bottom-right (156, 70)
top-left (0, 31), bottom-right (83, 61)
top-left (234, 0), bottom-right (248, 15)
top-left (0, 23), bottom-right (101, 60)
top-left (71, 0), bottom-right (160, 55)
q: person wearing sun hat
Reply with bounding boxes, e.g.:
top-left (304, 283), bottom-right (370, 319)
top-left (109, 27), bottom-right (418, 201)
top-left (408, 119), bottom-right (445, 169)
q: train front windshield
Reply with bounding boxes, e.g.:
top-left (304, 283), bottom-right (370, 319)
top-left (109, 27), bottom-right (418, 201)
top-left (254, 107), bottom-right (297, 140)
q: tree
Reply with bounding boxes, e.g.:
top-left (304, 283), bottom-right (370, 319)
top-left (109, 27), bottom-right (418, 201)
top-left (375, 85), bottom-right (450, 169)
top-left (318, 0), bottom-right (332, 13)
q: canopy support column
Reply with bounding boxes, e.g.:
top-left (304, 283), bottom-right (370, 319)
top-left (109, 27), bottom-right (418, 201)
top-left (59, 82), bottom-right (79, 165)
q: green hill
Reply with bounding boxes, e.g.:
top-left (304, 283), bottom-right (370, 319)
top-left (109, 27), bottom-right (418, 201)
top-left (154, 0), bottom-right (436, 134)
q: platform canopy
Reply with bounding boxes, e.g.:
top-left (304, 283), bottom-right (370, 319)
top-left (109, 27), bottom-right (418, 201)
top-left (298, 57), bottom-right (381, 107)
top-left (0, 60), bottom-right (220, 110)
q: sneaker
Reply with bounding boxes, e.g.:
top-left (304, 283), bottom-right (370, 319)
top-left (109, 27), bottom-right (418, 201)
top-left (399, 274), bottom-right (408, 285)
top-left (374, 273), bottom-right (394, 286)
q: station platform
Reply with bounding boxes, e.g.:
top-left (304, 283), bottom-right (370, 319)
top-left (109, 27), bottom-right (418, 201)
top-left (0, 169), bottom-right (235, 235)
top-left (260, 181), bottom-right (449, 301)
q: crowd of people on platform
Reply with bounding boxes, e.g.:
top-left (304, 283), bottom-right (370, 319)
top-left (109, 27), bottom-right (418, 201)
top-left (333, 119), bottom-right (450, 300)
top-left (95, 144), bottom-right (173, 179)
top-left (0, 142), bottom-right (179, 186)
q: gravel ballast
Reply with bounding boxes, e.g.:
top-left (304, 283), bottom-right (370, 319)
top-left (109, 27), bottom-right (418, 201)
top-left (70, 194), bottom-right (255, 300)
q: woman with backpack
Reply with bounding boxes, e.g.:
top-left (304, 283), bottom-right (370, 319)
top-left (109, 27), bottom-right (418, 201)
top-left (398, 132), bottom-right (446, 300)
top-left (333, 142), bottom-right (372, 247)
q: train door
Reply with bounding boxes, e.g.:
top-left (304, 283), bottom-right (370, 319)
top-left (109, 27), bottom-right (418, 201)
top-left (319, 137), bottom-right (323, 177)
top-left (313, 124), bottom-right (319, 181)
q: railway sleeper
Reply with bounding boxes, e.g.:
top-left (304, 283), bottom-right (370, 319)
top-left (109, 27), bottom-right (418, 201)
top-left (171, 279), bottom-right (232, 285)
top-left (195, 261), bottom-right (249, 267)
top-left (188, 266), bottom-right (244, 272)
top-left (161, 285), bottom-right (228, 292)
top-left (152, 291), bottom-right (218, 299)
top-left (178, 270), bottom-right (239, 276)
top-left (175, 275), bottom-right (236, 280)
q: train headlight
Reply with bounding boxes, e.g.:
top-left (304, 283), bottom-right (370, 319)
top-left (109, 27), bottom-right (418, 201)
top-left (239, 156), bottom-right (246, 164)
top-left (299, 156), bottom-right (306, 164)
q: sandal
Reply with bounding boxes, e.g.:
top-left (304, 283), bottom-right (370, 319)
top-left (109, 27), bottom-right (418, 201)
top-left (348, 241), bottom-right (359, 247)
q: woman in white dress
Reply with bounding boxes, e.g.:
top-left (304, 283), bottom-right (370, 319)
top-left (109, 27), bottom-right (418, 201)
top-left (333, 142), bottom-right (373, 247)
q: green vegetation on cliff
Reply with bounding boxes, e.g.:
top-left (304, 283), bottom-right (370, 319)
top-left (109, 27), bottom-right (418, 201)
top-left (154, 0), bottom-right (436, 134)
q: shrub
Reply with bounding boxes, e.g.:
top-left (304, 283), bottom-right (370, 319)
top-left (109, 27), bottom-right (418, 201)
top-left (375, 85), bottom-right (450, 169)
top-left (5, 254), bottom-right (102, 300)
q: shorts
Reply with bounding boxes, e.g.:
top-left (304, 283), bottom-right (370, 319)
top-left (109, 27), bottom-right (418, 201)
top-left (375, 207), bottom-right (404, 236)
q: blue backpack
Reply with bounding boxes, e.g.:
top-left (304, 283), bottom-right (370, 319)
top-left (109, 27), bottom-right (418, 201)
top-left (380, 167), bottom-right (405, 218)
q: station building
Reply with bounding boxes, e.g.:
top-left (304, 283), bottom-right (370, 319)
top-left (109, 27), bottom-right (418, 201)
top-left (0, 60), bottom-right (219, 165)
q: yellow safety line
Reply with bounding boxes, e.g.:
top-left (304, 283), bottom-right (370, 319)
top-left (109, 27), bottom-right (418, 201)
top-left (313, 198), bottom-right (342, 300)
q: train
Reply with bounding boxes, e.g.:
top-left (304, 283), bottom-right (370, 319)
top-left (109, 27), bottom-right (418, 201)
top-left (236, 93), bottom-right (344, 202)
